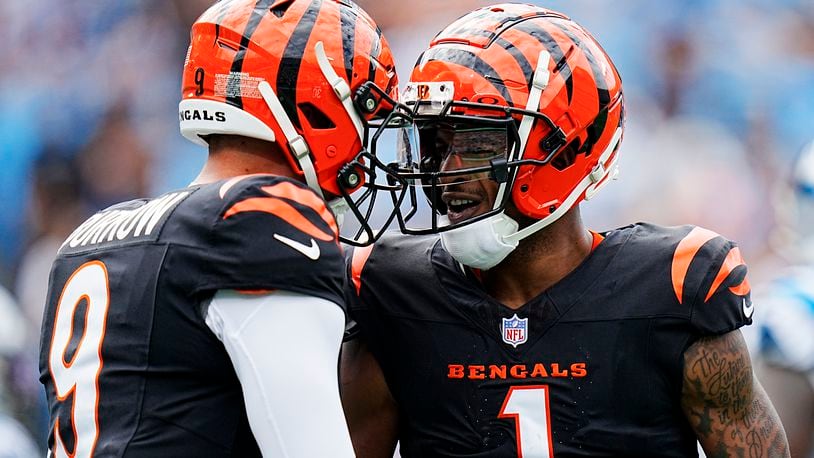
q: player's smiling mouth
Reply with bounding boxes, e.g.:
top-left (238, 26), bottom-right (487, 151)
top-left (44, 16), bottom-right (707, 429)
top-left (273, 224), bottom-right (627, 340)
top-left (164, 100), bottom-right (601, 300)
top-left (442, 191), bottom-right (487, 224)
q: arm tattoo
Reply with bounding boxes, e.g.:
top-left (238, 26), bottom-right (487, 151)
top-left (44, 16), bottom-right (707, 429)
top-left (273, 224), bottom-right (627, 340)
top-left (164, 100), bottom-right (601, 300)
top-left (681, 330), bottom-right (790, 458)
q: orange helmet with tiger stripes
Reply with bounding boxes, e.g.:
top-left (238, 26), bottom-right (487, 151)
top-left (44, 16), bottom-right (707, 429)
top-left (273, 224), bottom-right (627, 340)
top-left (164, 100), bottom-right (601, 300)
top-left (397, 3), bottom-right (624, 237)
top-left (179, 0), bottom-right (398, 200)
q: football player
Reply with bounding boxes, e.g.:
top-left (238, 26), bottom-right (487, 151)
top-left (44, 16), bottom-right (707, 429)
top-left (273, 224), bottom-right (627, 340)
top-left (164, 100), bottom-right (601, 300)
top-left (341, 4), bottom-right (790, 457)
top-left (748, 141), bottom-right (814, 458)
top-left (38, 0), bottom-right (398, 456)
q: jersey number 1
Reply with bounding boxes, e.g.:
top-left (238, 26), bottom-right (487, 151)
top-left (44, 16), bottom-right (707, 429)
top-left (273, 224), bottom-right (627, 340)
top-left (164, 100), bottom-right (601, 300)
top-left (48, 261), bottom-right (111, 458)
top-left (498, 385), bottom-right (554, 458)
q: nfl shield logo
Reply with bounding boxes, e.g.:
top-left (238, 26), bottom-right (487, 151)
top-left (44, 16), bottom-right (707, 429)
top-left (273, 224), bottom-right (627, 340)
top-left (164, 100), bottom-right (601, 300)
top-left (501, 314), bottom-right (528, 348)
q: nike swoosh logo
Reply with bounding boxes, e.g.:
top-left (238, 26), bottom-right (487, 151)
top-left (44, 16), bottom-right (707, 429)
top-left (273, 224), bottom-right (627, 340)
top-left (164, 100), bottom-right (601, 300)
top-left (274, 234), bottom-right (320, 260)
top-left (742, 298), bottom-right (754, 319)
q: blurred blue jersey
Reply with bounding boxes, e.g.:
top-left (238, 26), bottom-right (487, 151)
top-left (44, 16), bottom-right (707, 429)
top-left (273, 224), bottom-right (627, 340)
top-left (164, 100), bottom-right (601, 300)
top-left (750, 266), bottom-right (814, 387)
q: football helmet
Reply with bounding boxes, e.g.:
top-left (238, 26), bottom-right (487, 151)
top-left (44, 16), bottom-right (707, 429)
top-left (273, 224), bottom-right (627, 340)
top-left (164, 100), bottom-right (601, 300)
top-left (180, 0), bottom-right (403, 245)
top-left (393, 3), bottom-right (624, 265)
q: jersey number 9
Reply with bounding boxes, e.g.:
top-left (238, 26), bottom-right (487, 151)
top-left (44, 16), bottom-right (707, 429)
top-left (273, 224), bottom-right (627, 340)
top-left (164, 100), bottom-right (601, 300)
top-left (47, 261), bottom-right (111, 458)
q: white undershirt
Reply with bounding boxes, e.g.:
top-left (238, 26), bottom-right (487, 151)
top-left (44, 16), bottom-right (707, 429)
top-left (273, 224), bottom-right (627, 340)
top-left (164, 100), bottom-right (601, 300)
top-left (204, 290), bottom-right (355, 457)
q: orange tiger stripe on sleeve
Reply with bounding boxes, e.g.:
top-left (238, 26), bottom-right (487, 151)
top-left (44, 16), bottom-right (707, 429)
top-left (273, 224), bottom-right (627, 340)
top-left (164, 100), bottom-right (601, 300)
top-left (671, 227), bottom-right (719, 304)
top-left (260, 182), bottom-right (338, 235)
top-left (224, 195), bottom-right (333, 241)
top-left (703, 246), bottom-right (750, 302)
top-left (220, 176), bottom-right (339, 242)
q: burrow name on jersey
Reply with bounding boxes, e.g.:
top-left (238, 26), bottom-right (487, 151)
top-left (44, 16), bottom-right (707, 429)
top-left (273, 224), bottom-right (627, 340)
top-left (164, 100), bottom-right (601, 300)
top-left (447, 362), bottom-right (588, 380)
top-left (62, 191), bottom-right (190, 251)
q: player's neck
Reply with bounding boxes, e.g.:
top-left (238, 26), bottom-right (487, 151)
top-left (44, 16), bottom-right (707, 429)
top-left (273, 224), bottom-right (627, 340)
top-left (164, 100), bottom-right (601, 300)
top-left (191, 142), bottom-right (296, 185)
top-left (480, 207), bottom-right (593, 309)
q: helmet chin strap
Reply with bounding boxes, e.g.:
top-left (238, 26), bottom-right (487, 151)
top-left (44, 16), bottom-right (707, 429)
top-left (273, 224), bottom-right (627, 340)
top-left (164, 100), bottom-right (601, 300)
top-left (314, 40), bottom-right (369, 236)
top-left (258, 80), bottom-right (324, 199)
top-left (257, 41), bottom-right (366, 202)
top-left (314, 41), bottom-right (365, 143)
top-left (493, 50), bottom-right (551, 210)
top-left (504, 127), bottom-right (623, 244)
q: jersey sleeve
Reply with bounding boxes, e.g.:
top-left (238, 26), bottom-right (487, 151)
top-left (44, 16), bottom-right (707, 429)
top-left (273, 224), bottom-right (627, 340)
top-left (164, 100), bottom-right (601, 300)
top-left (204, 290), bottom-right (355, 457)
top-left (193, 175), bottom-right (345, 306)
top-left (679, 227), bottom-right (753, 335)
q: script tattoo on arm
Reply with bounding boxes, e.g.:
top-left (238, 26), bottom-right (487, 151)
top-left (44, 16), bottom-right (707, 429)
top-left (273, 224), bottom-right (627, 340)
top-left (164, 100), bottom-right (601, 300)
top-left (681, 330), bottom-right (790, 458)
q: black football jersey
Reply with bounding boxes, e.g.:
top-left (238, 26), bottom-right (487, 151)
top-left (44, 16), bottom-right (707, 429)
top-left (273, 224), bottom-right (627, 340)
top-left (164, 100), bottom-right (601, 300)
top-left (347, 223), bottom-right (753, 457)
top-left (39, 175), bottom-right (344, 457)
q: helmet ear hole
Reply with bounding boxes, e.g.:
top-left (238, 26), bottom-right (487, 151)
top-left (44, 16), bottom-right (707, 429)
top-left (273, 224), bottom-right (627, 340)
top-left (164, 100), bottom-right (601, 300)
top-left (299, 103), bottom-right (336, 129)
top-left (550, 140), bottom-right (579, 171)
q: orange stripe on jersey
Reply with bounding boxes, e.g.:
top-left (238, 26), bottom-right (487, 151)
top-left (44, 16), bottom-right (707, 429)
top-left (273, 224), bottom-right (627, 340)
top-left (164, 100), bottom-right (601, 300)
top-left (729, 280), bottom-right (751, 297)
top-left (671, 227), bottom-right (719, 304)
top-left (704, 247), bottom-right (750, 302)
top-left (260, 182), bottom-right (339, 236)
top-left (224, 196), bottom-right (335, 241)
top-left (351, 244), bottom-right (374, 295)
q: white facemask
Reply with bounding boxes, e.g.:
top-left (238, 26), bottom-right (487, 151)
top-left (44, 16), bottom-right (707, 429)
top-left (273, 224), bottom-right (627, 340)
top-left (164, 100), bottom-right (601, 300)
top-left (440, 213), bottom-right (520, 270)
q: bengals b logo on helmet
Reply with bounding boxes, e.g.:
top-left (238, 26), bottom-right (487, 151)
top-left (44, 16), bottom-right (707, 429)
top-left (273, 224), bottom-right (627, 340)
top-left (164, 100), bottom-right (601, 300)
top-left (179, 0), bottom-right (398, 199)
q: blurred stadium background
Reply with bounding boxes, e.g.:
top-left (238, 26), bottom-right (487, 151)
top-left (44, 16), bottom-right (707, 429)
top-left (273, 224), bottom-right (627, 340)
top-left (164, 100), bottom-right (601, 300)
top-left (1, 0), bottom-right (812, 454)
